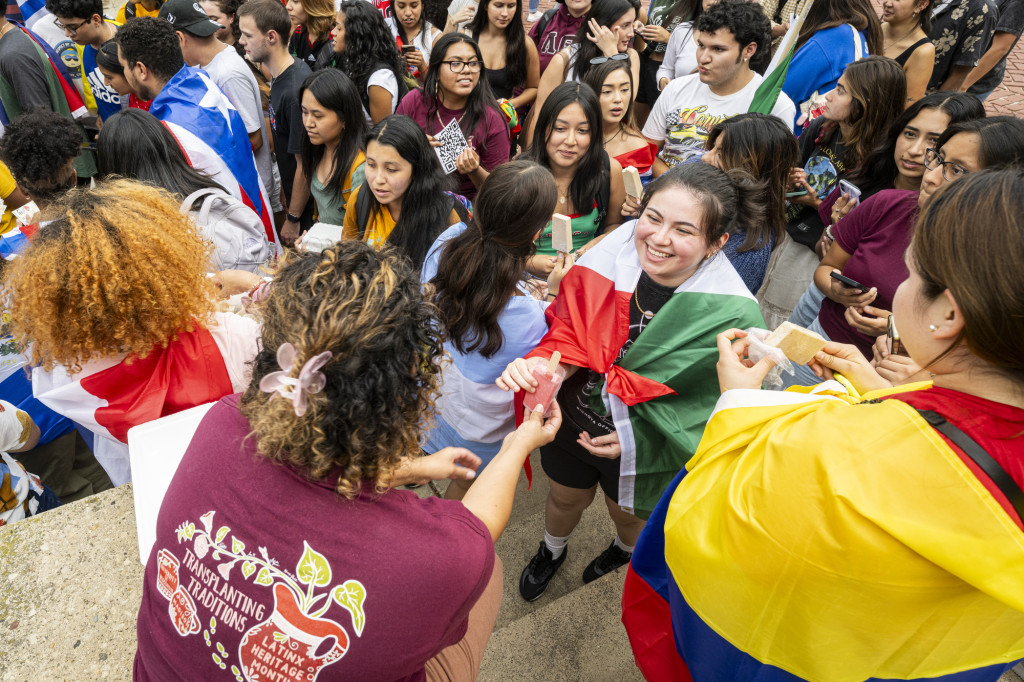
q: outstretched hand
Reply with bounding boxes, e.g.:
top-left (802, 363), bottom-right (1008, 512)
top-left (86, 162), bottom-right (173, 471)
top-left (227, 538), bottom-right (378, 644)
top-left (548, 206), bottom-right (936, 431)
top-left (395, 447), bottom-right (482, 487)
top-left (715, 328), bottom-right (777, 392)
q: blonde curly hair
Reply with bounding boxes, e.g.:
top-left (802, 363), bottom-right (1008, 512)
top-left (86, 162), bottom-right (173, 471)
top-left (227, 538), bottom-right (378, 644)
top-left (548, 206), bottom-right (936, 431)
top-left (2, 179), bottom-right (216, 373)
top-left (240, 241), bottom-right (446, 499)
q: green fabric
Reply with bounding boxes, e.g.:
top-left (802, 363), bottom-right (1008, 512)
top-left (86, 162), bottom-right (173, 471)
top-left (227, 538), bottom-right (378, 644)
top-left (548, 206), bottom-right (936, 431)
top-left (534, 204), bottom-right (600, 256)
top-left (748, 43), bottom-right (795, 116)
top-left (601, 290), bottom-right (765, 519)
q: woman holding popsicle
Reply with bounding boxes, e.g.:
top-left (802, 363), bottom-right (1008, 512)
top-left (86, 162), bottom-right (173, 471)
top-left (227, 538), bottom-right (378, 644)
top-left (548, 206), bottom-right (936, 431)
top-left (524, 81), bottom-right (626, 278)
top-left (422, 159), bottom-right (567, 501)
top-left (582, 55), bottom-right (658, 183)
top-left (497, 162), bottom-right (766, 601)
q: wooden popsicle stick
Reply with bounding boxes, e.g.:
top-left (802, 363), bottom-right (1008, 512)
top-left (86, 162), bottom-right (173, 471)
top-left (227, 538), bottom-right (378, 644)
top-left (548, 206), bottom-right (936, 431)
top-left (547, 350), bottom-right (561, 373)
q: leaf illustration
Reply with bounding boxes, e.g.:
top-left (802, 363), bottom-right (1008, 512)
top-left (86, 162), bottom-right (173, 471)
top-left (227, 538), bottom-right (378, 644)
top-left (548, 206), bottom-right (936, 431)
top-left (241, 561), bottom-right (256, 579)
top-left (231, 537), bottom-right (245, 554)
top-left (296, 542), bottom-right (332, 587)
top-left (273, 631), bottom-right (288, 642)
top-left (331, 580), bottom-right (367, 637)
top-left (254, 567), bottom-right (273, 586)
top-left (215, 526), bottom-right (230, 543)
top-left (200, 511), bottom-right (215, 533)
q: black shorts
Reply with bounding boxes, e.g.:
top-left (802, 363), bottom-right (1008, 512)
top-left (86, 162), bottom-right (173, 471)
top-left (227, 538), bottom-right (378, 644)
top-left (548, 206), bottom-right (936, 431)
top-left (540, 418), bottom-right (621, 500)
top-left (635, 52), bottom-right (663, 106)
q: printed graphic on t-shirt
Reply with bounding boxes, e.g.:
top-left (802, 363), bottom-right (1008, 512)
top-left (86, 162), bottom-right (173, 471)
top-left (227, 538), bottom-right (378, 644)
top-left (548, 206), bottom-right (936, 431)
top-left (157, 510), bottom-right (368, 681)
top-left (539, 32), bottom-right (575, 59)
top-left (659, 105), bottom-right (735, 167)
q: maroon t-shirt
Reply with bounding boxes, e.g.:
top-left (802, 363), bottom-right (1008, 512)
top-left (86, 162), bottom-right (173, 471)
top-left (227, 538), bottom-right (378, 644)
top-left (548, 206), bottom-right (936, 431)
top-left (395, 89), bottom-right (510, 200)
top-left (818, 189), bottom-right (918, 355)
top-left (134, 395), bottom-right (494, 682)
top-left (528, 4), bottom-right (586, 74)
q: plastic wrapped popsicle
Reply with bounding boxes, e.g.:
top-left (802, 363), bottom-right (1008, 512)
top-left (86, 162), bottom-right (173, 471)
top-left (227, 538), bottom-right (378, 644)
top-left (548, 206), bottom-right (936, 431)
top-left (523, 351), bottom-right (565, 417)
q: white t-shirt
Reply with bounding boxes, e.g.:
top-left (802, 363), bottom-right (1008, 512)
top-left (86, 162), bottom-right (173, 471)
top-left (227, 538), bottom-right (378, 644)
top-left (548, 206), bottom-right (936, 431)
top-left (363, 68), bottom-right (399, 123)
top-left (656, 22), bottom-right (697, 85)
top-left (201, 46), bottom-right (277, 208)
top-left (642, 72), bottom-right (797, 167)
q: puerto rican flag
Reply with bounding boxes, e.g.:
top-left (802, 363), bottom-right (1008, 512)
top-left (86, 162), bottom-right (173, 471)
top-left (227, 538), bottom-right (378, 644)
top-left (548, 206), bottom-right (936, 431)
top-left (148, 67), bottom-right (279, 252)
top-left (0, 223), bottom-right (39, 260)
top-left (32, 314), bottom-right (256, 486)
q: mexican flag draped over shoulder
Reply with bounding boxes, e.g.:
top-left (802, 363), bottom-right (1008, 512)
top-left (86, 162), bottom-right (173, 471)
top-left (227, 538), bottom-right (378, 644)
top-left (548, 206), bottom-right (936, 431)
top-left (622, 383), bottom-right (1024, 681)
top-left (749, 0), bottom-right (813, 115)
top-left (524, 222), bottom-right (764, 519)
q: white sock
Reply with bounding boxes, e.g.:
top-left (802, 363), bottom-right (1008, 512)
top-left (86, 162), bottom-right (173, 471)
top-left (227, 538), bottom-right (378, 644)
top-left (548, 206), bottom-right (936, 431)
top-left (613, 536), bottom-right (635, 555)
top-left (544, 530), bottom-right (569, 559)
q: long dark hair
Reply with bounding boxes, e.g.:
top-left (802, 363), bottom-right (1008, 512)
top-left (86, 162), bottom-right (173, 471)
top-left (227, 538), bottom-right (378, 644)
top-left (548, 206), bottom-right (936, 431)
top-left (468, 0), bottom-right (528, 89)
top-left (431, 160), bottom-right (557, 358)
top-left (796, 0), bottom-right (882, 54)
top-left (527, 82), bottom-right (606, 216)
top-left (705, 113), bottom-right (796, 251)
top-left (848, 92), bottom-right (984, 194)
top-left (657, 0), bottom-right (702, 33)
top-left (582, 58), bottom-right (637, 133)
top-left (388, 0), bottom-right (427, 44)
top-left (422, 33), bottom-right (500, 139)
top-left (335, 0), bottom-right (405, 110)
top-left (568, 0), bottom-right (636, 83)
top-left (365, 115), bottom-right (452, 268)
top-left (96, 39), bottom-right (123, 74)
top-left (836, 56), bottom-right (906, 169)
top-left (95, 109), bottom-right (225, 204)
top-left (299, 69), bottom-right (369, 193)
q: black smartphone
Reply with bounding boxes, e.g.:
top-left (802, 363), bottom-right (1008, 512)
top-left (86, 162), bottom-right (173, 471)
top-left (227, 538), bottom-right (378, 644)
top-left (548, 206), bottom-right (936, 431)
top-left (830, 271), bottom-right (870, 293)
top-left (887, 315), bottom-right (903, 356)
top-left (401, 45), bottom-right (417, 53)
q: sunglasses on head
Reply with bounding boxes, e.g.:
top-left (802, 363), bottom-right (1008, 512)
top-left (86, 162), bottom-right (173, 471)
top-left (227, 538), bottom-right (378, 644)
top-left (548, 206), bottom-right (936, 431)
top-left (589, 53), bottom-right (629, 66)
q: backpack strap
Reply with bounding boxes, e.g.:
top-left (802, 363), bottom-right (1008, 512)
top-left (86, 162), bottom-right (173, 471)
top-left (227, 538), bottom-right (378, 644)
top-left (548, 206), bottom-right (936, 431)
top-left (916, 408), bottom-right (1024, 523)
top-left (356, 185), bottom-right (372, 241)
top-left (180, 188), bottom-right (222, 217)
top-left (535, 7), bottom-right (557, 42)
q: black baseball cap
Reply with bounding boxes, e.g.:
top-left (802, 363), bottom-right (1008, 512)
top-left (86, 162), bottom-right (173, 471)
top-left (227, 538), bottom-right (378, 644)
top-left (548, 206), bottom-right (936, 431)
top-left (158, 0), bottom-right (224, 37)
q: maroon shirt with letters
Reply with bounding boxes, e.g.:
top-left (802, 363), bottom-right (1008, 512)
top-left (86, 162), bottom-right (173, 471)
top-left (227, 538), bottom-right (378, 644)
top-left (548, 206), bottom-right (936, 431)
top-left (134, 394), bottom-right (494, 682)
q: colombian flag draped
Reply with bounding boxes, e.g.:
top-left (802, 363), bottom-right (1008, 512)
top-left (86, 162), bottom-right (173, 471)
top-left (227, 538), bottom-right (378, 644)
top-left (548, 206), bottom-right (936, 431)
top-left (525, 222), bottom-right (764, 519)
top-left (623, 382), bottom-right (1024, 681)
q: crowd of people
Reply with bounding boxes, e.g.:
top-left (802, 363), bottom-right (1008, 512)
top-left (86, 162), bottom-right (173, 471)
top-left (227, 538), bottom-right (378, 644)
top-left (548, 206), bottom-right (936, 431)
top-left (0, 0), bottom-right (1022, 677)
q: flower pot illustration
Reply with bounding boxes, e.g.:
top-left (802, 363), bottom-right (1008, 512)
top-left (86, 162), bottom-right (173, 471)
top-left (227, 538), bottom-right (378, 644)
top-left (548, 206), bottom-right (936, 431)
top-left (238, 582), bottom-right (350, 682)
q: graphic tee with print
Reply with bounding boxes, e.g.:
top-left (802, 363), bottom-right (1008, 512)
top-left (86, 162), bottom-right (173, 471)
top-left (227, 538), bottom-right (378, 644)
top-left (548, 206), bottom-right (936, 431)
top-left (134, 395), bottom-right (495, 682)
top-left (642, 72), bottom-right (796, 168)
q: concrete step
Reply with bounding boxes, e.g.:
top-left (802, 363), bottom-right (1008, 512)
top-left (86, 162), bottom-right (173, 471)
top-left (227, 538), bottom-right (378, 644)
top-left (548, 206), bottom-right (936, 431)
top-left (478, 566), bottom-right (644, 682)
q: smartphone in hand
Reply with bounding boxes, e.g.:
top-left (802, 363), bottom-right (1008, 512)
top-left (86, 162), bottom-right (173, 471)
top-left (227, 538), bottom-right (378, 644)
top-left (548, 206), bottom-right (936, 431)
top-left (830, 271), bottom-right (870, 293)
top-left (838, 179), bottom-right (862, 205)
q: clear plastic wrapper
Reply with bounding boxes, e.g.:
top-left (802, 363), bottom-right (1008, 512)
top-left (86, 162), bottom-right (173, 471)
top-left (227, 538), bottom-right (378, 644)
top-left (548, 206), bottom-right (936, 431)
top-left (744, 327), bottom-right (795, 388)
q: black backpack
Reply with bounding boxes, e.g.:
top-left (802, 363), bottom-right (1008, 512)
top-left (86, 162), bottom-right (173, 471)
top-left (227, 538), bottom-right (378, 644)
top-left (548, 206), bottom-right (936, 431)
top-left (534, 7), bottom-right (558, 40)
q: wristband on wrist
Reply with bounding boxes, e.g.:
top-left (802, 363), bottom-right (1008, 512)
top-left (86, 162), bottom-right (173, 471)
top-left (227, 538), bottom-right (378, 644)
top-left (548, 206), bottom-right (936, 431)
top-left (286, 212), bottom-right (301, 223)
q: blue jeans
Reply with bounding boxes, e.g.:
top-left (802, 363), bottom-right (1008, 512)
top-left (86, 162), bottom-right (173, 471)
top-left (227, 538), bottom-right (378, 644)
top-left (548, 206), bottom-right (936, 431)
top-left (789, 282), bottom-right (826, 328)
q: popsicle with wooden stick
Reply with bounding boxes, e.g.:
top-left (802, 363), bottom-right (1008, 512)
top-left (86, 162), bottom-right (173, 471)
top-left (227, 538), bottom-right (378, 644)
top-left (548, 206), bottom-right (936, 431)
top-left (523, 351), bottom-right (566, 417)
top-left (623, 166), bottom-right (643, 200)
top-left (551, 213), bottom-right (573, 255)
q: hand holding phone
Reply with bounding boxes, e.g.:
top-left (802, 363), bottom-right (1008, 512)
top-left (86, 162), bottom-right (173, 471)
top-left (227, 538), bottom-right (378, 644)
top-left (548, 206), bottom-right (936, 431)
top-left (829, 270), bottom-right (877, 308)
top-left (829, 271), bottom-right (869, 292)
top-left (838, 179), bottom-right (861, 205)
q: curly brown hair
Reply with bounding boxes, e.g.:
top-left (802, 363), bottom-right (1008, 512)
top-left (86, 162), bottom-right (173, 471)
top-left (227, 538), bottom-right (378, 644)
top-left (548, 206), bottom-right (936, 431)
top-left (239, 241), bottom-right (446, 499)
top-left (2, 179), bottom-right (216, 373)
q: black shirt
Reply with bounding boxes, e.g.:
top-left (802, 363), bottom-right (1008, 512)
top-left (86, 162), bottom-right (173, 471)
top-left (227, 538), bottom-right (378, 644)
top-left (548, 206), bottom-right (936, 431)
top-left (269, 57), bottom-right (312, 205)
top-left (560, 272), bottom-right (676, 437)
top-left (786, 117), bottom-right (847, 250)
top-left (289, 26), bottom-right (335, 71)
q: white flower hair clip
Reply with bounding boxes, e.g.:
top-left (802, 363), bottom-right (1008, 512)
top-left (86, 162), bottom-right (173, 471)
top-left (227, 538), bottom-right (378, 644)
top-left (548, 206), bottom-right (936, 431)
top-left (258, 343), bottom-right (333, 416)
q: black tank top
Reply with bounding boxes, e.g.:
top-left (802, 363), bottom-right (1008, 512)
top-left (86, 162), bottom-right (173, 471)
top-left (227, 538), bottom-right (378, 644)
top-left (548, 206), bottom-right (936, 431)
top-left (485, 66), bottom-right (513, 100)
top-left (894, 37), bottom-right (932, 67)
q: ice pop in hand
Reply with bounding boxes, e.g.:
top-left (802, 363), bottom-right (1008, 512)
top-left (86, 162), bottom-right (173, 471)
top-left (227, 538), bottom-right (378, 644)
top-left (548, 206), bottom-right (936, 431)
top-left (523, 351), bottom-right (565, 417)
top-left (622, 166), bottom-right (643, 200)
top-left (551, 214), bottom-right (572, 254)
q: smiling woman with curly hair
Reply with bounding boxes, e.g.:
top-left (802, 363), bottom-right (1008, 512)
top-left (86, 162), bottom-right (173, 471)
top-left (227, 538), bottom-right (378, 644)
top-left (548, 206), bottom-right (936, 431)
top-left (2, 178), bottom-right (261, 484)
top-left (134, 239), bottom-right (561, 681)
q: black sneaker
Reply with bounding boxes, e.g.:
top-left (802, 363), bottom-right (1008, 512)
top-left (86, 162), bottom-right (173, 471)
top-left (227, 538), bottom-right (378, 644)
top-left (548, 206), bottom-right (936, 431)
top-left (582, 541), bottom-right (631, 584)
top-left (519, 542), bottom-right (568, 602)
